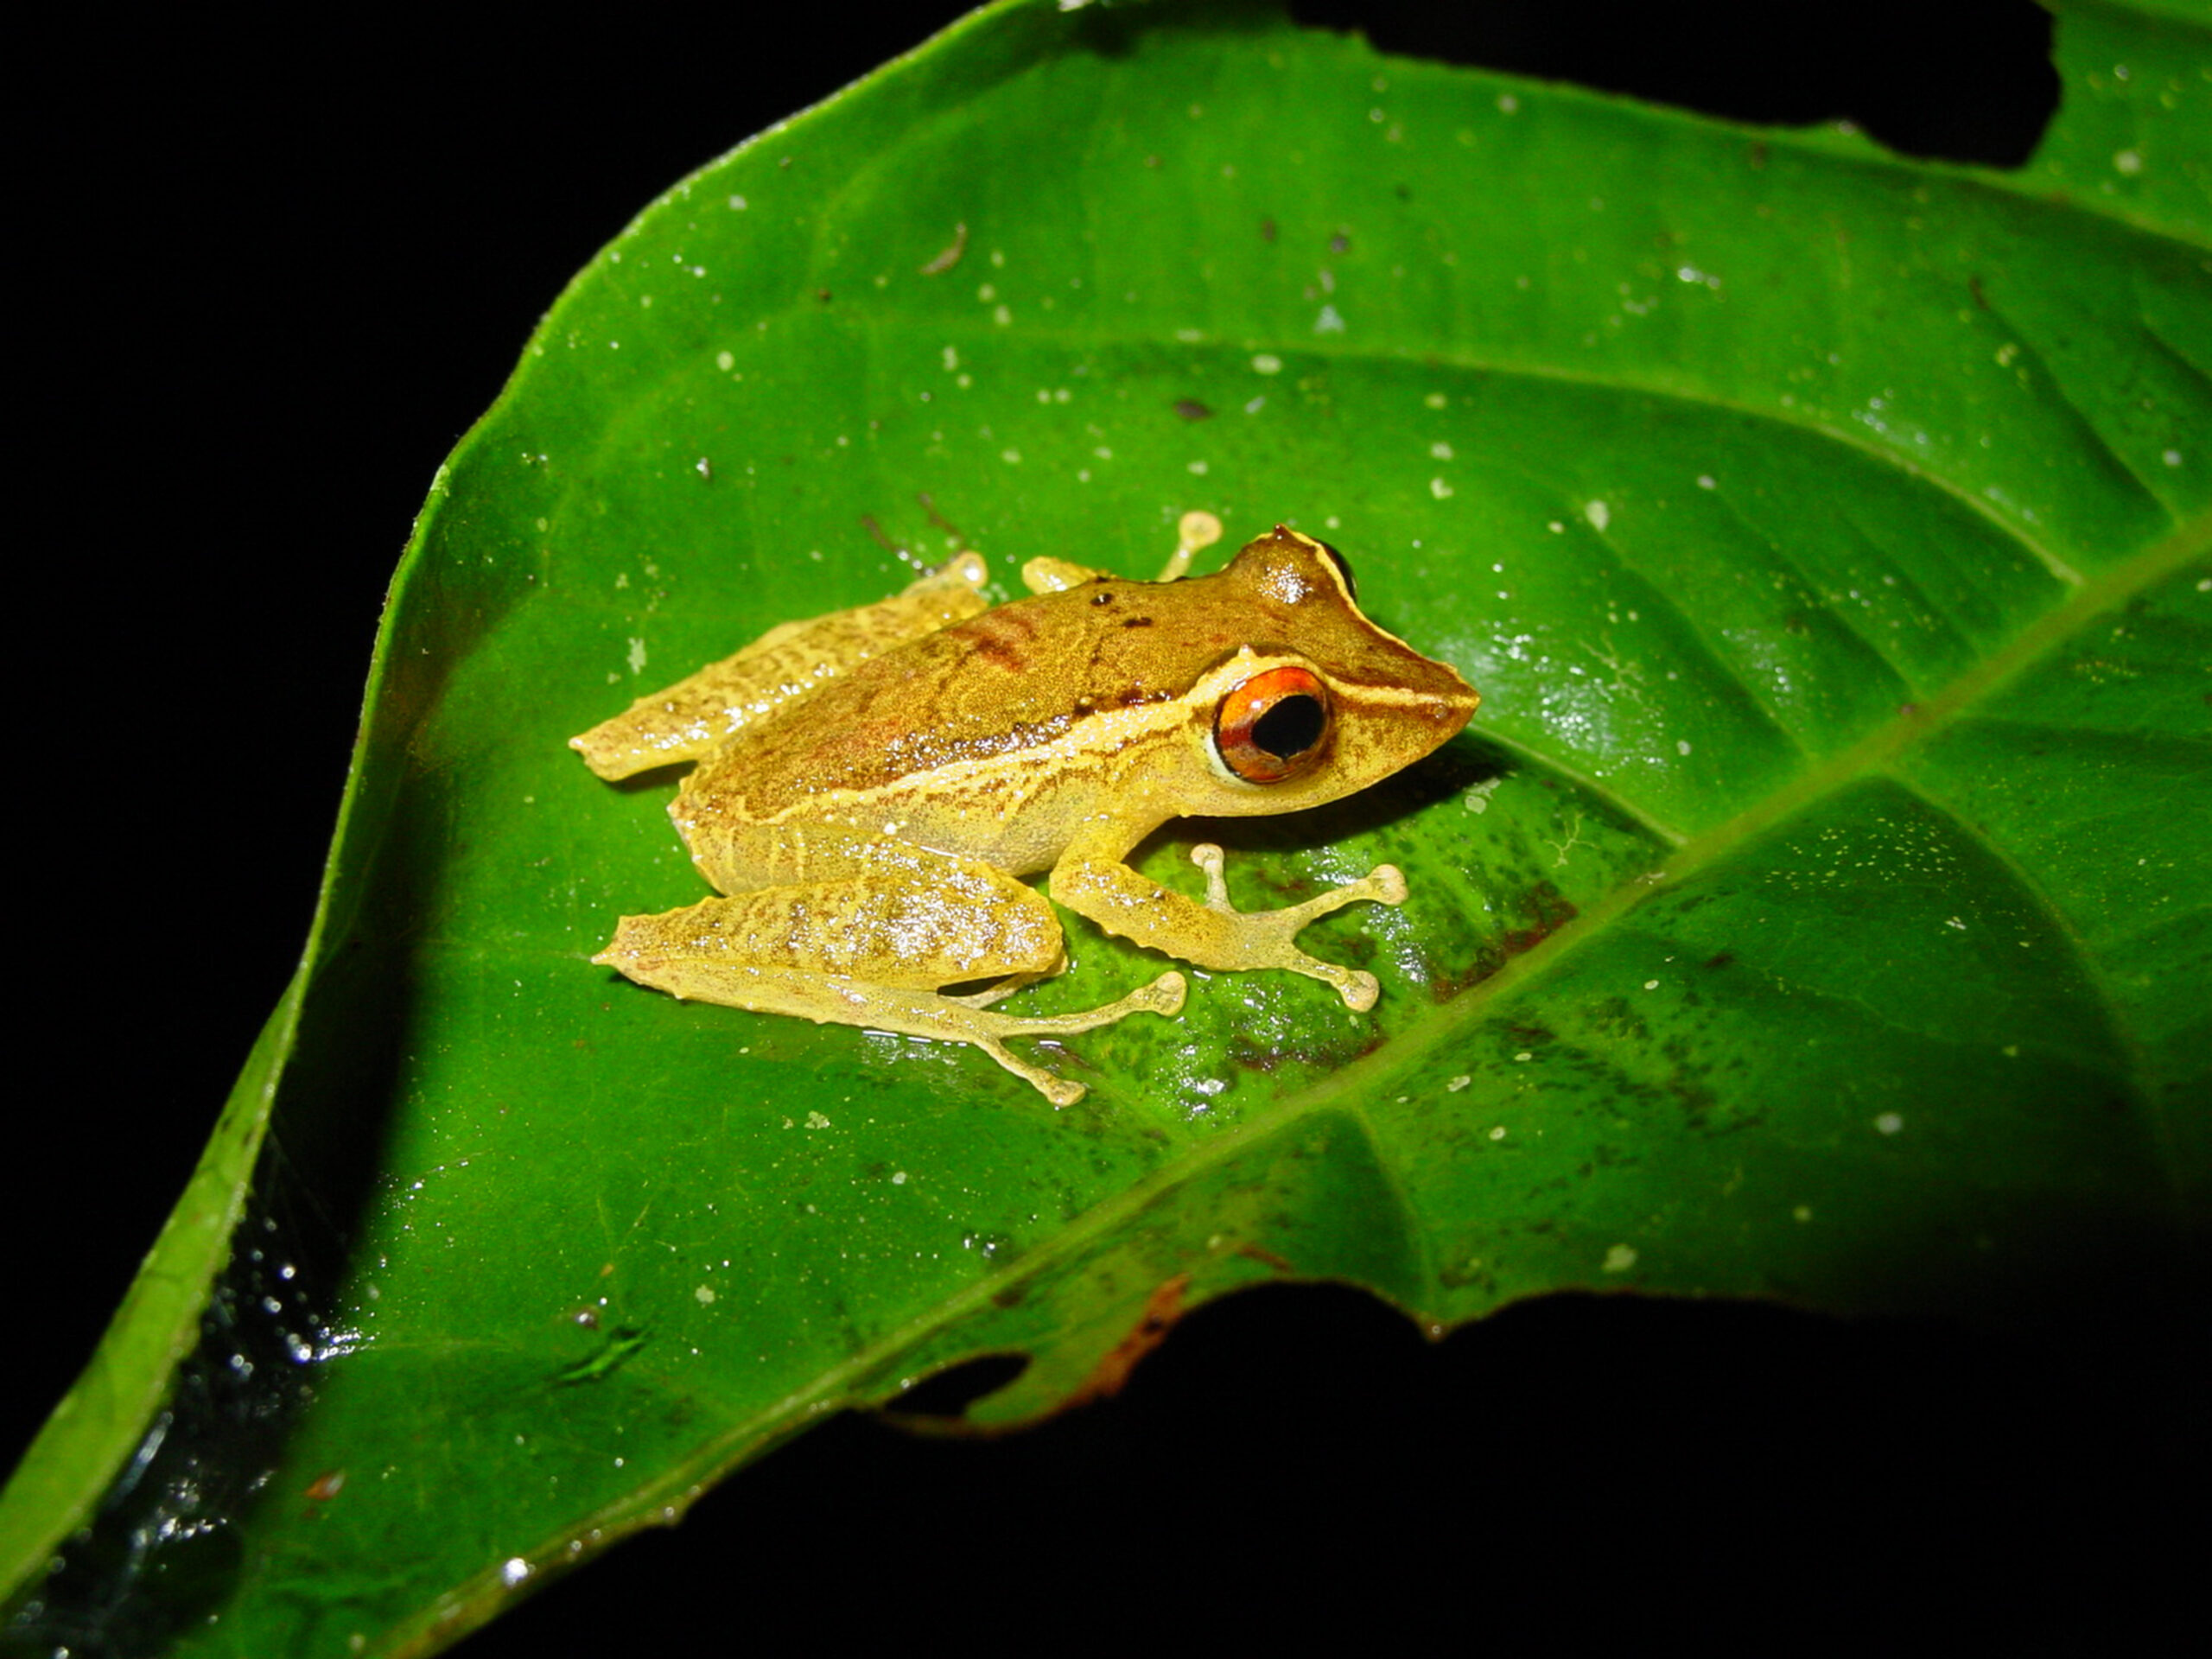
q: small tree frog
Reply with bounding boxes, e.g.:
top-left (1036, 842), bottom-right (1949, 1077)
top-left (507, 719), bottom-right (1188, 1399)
top-left (572, 519), bottom-right (1478, 1104)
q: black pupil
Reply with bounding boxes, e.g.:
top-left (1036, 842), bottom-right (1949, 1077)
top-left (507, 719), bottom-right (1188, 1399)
top-left (1253, 694), bottom-right (1325, 758)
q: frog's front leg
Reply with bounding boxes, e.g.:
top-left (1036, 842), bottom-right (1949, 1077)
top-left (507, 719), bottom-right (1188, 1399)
top-left (1048, 837), bottom-right (1406, 1011)
top-left (1020, 509), bottom-right (1224, 594)
top-left (594, 851), bottom-right (1183, 1105)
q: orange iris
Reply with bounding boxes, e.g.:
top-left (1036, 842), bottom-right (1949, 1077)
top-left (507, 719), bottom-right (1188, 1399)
top-left (1213, 664), bottom-right (1332, 783)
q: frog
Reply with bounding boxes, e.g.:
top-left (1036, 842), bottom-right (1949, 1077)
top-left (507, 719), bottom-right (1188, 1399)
top-left (571, 515), bottom-right (1478, 1105)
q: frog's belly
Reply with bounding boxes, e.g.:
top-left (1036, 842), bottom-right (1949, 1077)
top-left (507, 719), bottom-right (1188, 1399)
top-left (874, 762), bottom-right (1103, 872)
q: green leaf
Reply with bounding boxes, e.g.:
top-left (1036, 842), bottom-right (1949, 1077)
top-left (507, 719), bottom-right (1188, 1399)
top-left (9, 0), bottom-right (2208, 1652)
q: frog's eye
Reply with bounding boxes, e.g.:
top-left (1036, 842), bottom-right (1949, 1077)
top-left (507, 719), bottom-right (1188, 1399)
top-left (1313, 539), bottom-right (1357, 601)
top-left (1214, 665), bottom-right (1332, 784)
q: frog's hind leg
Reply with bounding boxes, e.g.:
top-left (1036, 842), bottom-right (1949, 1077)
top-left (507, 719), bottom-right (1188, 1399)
top-left (594, 862), bottom-right (1183, 1104)
top-left (824, 973), bottom-right (1186, 1106)
top-left (570, 553), bottom-right (988, 779)
top-left (941, 959), bottom-right (1071, 1010)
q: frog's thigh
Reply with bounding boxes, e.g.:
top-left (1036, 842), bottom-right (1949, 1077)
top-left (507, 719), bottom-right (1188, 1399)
top-left (571, 557), bottom-right (988, 779)
top-left (595, 860), bottom-right (1187, 1105)
top-left (601, 860), bottom-right (1063, 992)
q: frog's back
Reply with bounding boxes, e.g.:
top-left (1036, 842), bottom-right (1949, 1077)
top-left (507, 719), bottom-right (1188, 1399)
top-left (688, 575), bottom-right (1237, 816)
top-left (678, 530), bottom-right (1472, 873)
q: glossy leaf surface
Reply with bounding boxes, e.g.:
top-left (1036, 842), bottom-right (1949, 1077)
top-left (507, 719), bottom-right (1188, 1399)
top-left (6, 2), bottom-right (2207, 1654)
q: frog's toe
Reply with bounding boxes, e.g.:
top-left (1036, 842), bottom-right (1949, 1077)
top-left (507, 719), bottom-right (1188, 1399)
top-left (972, 1034), bottom-right (1090, 1106)
top-left (1335, 967), bottom-right (1382, 1011)
top-left (1135, 969), bottom-right (1188, 1015)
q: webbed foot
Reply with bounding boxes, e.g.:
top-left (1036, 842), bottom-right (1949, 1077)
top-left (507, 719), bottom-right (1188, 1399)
top-left (1188, 842), bottom-right (1404, 1011)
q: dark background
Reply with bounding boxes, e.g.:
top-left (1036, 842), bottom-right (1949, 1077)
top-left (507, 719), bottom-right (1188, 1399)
top-left (16, 1), bottom-right (2196, 1647)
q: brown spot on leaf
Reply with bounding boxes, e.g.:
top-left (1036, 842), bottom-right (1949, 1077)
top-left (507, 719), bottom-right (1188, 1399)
top-left (919, 222), bottom-right (968, 276)
top-left (1068, 1274), bottom-right (1191, 1407)
top-left (1496, 883), bottom-right (1580, 963)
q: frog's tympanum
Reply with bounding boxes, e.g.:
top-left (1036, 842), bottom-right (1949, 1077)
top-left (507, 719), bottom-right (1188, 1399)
top-left (572, 520), bottom-right (1478, 1104)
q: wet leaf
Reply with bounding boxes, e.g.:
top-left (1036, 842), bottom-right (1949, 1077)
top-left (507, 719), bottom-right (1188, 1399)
top-left (7, 1), bottom-right (2207, 1653)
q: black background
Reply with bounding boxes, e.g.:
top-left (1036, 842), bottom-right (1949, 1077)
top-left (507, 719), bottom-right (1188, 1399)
top-left (16, 2), bottom-right (2198, 1649)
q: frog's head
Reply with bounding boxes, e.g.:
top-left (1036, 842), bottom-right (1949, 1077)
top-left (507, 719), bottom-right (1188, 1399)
top-left (1160, 525), bottom-right (1478, 817)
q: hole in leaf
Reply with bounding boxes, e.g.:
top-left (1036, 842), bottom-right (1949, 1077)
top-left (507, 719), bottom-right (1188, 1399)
top-left (1290, 0), bottom-right (2057, 168)
top-left (882, 1352), bottom-right (1030, 1419)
